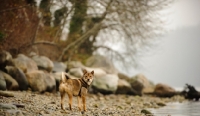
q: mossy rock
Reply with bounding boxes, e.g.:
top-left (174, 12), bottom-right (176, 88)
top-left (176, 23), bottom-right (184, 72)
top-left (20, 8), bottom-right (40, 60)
top-left (141, 109), bottom-right (152, 115)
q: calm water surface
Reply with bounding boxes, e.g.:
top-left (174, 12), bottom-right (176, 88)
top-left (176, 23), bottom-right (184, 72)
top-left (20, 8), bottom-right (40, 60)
top-left (149, 87), bottom-right (200, 116)
top-left (149, 101), bottom-right (200, 116)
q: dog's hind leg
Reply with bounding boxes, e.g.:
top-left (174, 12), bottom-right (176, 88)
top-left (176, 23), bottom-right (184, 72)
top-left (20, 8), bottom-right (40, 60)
top-left (68, 93), bottom-right (73, 110)
top-left (60, 92), bottom-right (66, 110)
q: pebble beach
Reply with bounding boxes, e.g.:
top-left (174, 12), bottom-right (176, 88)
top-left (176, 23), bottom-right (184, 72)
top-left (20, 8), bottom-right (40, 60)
top-left (0, 91), bottom-right (186, 116)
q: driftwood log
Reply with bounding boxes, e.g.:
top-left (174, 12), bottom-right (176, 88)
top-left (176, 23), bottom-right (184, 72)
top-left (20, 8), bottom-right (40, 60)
top-left (0, 90), bottom-right (14, 97)
top-left (181, 84), bottom-right (200, 101)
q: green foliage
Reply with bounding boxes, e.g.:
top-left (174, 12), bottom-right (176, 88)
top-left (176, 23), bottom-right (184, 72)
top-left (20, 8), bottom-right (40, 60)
top-left (0, 32), bottom-right (6, 43)
top-left (39, 0), bottom-right (51, 26)
top-left (69, 0), bottom-right (87, 34)
top-left (64, 0), bottom-right (93, 61)
top-left (26, 0), bottom-right (36, 6)
top-left (54, 7), bottom-right (67, 27)
top-left (92, 17), bottom-right (102, 23)
top-left (39, 0), bottom-right (50, 10)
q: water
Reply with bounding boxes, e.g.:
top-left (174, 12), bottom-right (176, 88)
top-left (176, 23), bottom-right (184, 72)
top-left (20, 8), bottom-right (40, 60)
top-left (149, 87), bottom-right (200, 116)
top-left (149, 101), bottom-right (200, 116)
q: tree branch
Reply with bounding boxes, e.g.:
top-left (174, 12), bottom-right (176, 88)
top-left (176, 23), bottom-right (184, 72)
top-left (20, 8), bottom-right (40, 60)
top-left (32, 41), bottom-right (59, 48)
top-left (58, 23), bottom-right (102, 61)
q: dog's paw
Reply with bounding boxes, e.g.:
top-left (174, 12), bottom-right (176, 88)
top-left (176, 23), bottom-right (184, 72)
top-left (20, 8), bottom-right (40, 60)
top-left (84, 109), bottom-right (87, 112)
top-left (81, 111), bottom-right (85, 114)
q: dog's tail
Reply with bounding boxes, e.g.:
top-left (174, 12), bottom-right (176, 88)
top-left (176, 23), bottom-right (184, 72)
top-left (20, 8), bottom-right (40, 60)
top-left (60, 72), bottom-right (70, 83)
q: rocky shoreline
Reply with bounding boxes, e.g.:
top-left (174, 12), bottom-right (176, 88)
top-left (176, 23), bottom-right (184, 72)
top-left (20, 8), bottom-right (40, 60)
top-left (0, 50), bottom-right (193, 116)
top-left (0, 50), bottom-right (181, 98)
top-left (0, 91), bottom-right (186, 116)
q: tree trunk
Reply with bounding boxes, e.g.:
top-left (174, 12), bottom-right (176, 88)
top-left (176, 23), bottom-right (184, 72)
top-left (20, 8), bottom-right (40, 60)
top-left (65, 0), bottom-right (88, 61)
top-left (39, 0), bottom-right (51, 26)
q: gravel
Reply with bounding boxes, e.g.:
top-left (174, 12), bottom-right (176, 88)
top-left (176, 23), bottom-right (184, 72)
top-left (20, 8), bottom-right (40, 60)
top-left (0, 91), bottom-right (186, 116)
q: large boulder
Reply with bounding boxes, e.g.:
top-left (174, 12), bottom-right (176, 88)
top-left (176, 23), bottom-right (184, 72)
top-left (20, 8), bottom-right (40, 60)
top-left (31, 55), bottom-right (54, 72)
top-left (69, 67), bottom-right (107, 78)
top-left (154, 83), bottom-right (176, 97)
top-left (5, 66), bottom-right (28, 90)
top-left (26, 71), bottom-right (46, 92)
top-left (133, 74), bottom-right (155, 93)
top-left (50, 72), bottom-right (62, 91)
top-left (44, 73), bottom-right (56, 92)
top-left (85, 55), bottom-right (118, 74)
top-left (26, 70), bottom-right (56, 93)
top-left (0, 70), bottom-right (18, 90)
top-left (66, 61), bottom-right (85, 70)
top-left (12, 54), bottom-right (38, 73)
top-left (52, 61), bottom-right (67, 73)
top-left (116, 79), bottom-right (138, 95)
top-left (0, 50), bottom-right (12, 72)
top-left (66, 60), bottom-right (107, 77)
top-left (84, 67), bottom-right (107, 77)
top-left (68, 68), bottom-right (83, 78)
top-left (118, 73), bottom-right (131, 82)
top-left (0, 73), bottom-right (6, 90)
top-left (129, 77), bottom-right (144, 96)
top-left (130, 80), bottom-right (144, 96)
top-left (92, 74), bottom-right (119, 94)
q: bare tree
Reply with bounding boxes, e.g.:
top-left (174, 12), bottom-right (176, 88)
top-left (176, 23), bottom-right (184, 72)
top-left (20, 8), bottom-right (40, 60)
top-left (58, 0), bottom-right (173, 69)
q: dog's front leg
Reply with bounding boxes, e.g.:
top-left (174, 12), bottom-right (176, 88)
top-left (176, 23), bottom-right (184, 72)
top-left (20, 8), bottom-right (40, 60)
top-left (80, 87), bottom-right (88, 111)
top-left (78, 96), bottom-right (82, 111)
top-left (82, 96), bottom-right (86, 111)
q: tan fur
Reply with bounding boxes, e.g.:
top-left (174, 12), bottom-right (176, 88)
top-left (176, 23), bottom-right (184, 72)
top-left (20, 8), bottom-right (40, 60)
top-left (59, 69), bottom-right (94, 111)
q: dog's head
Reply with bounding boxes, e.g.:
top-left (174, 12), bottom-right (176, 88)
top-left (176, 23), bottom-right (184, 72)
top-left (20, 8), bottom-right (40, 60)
top-left (82, 69), bottom-right (94, 85)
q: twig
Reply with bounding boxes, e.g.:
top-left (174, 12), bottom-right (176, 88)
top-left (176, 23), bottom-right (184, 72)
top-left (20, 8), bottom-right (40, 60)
top-left (0, 5), bottom-right (30, 13)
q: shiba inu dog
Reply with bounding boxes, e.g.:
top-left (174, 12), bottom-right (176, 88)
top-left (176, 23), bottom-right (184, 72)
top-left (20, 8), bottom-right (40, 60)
top-left (59, 69), bottom-right (94, 111)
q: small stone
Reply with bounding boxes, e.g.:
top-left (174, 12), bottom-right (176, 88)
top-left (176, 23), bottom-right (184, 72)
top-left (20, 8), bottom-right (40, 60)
top-left (0, 103), bottom-right (17, 110)
top-left (13, 103), bottom-right (25, 108)
top-left (50, 101), bottom-right (56, 104)
top-left (117, 105), bottom-right (123, 109)
top-left (5, 109), bottom-right (24, 116)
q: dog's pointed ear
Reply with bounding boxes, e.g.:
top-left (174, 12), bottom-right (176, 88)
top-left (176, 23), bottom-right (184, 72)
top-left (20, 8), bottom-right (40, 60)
top-left (64, 73), bottom-right (70, 79)
top-left (82, 69), bottom-right (87, 74)
top-left (91, 70), bottom-right (94, 75)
